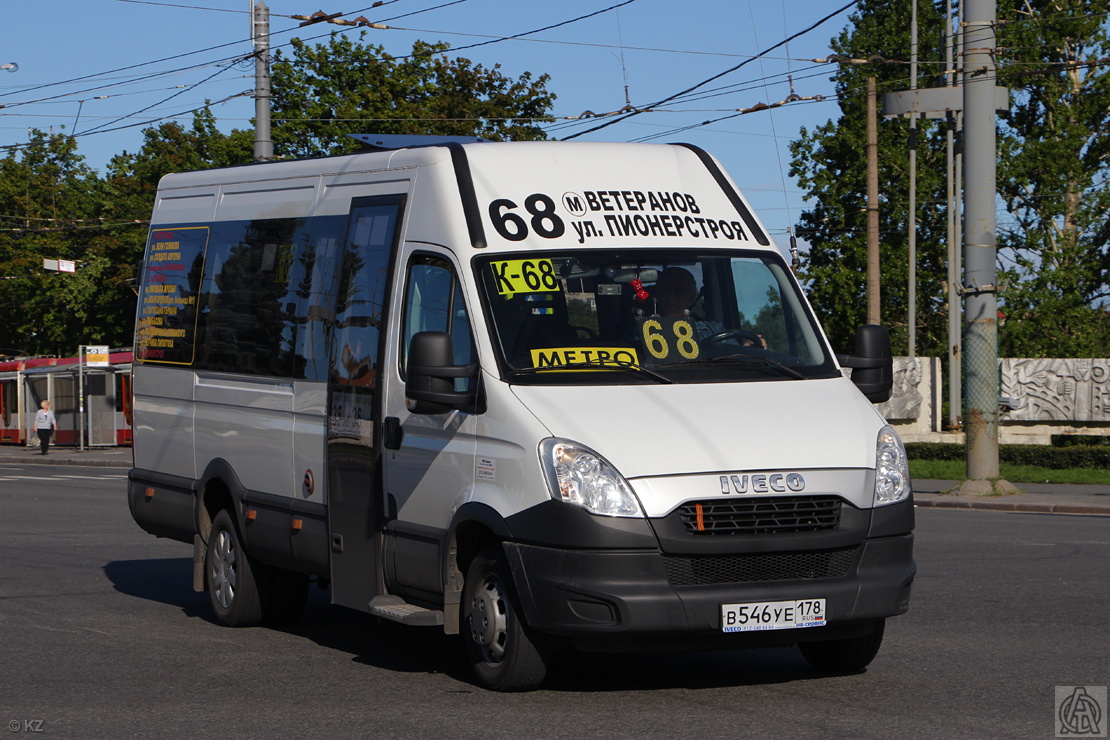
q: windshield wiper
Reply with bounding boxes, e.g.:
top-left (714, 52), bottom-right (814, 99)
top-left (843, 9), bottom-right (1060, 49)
top-left (657, 354), bottom-right (806, 380)
top-left (508, 360), bottom-right (672, 384)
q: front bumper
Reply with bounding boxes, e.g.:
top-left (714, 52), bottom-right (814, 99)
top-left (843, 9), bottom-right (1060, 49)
top-left (503, 532), bottom-right (915, 648)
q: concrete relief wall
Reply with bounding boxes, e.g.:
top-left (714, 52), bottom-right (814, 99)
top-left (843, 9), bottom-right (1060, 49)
top-left (1000, 359), bottom-right (1110, 422)
top-left (879, 357), bottom-right (1110, 443)
top-left (877, 357), bottom-right (925, 422)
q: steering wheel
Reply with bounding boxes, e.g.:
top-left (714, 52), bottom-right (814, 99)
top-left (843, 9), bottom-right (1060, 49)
top-left (702, 329), bottom-right (763, 346)
top-left (572, 325), bottom-right (598, 340)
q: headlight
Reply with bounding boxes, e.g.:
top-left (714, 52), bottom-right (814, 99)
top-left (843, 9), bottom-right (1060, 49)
top-left (874, 425), bottom-right (911, 506)
top-left (540, 439), bottom-right (643, 517)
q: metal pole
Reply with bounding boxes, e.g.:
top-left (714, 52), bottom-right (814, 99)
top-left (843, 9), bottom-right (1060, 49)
top-left (253, 1), bottom-right (273, 162)
top-left (962, 0), bottom-right (999, 479)
top-left (907, 0), bottom-right (918, 358)
top-left (78, 345), bottom-right (86, 451)
top-left (867, 77), bottom-right (881, 325)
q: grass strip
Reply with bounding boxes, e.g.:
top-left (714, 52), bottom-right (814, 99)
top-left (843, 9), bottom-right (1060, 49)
top-left (909, 459), bottom-right (1110, 485)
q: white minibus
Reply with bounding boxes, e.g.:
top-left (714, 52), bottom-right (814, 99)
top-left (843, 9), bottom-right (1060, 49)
top-left (128, 137), bottom-right (914, 691)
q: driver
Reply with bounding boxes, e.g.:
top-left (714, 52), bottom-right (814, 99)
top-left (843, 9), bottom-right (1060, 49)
top-left (652, 267), bottom-right (766, 348)
top-left (653, 266), bottom-right (700, 318)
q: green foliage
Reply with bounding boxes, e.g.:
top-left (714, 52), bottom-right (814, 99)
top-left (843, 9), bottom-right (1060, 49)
top-left (0, 39), bottom-right (557, 356)
top-left (909, 458), bottom-right (1110, 484)
top-left (905, 441), bottom-right (1110, 469)
top-left (789, 0), bottom-right (951, 357)
top-left (0, 131), bottom-right (142, 355)
top-left (270, 36), bottom-right (555, 157)
top-left (995, 0), bottom-right (1110, 357)
top-left (790, 0), bottom-right (1110, 359)
top-left (1052, 434), bottom-right (1110, 447)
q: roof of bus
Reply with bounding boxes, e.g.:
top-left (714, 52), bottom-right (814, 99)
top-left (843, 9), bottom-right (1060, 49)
top-left (154, 140), bottom-right (777, 254)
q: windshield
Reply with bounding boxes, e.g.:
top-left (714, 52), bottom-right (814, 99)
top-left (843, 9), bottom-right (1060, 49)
top-left (475, 249), bottom-right (839, 384)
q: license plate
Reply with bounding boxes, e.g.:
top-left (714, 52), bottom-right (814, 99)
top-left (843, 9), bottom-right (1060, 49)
top-left (721, 599), bottom-right (826, 633)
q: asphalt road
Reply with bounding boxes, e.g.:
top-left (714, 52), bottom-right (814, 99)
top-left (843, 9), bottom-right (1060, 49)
top-left (0, 464), bottom-right (1106, 738)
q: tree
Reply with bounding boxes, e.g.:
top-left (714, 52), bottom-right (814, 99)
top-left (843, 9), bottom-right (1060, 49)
top-left (0, 131), bottom-right (137, 355)
top-left (270, 36), bottom-right (555, 157)
top-left (0, 37), bottom-right (558, 356)
top-left (104, 107), bottom-right (253, 219)
top-left (790, 0), bottom-right (951, 357)
top-left (995, 0), bottom-right (1110, 357)
top-left (790, 0), bottom-right (1110, 359)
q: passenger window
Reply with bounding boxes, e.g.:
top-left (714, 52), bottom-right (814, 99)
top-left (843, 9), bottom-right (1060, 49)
top-left (402, 255), bottom-right (475, 391)
top-left (329, 201), bottom-right (399, 387)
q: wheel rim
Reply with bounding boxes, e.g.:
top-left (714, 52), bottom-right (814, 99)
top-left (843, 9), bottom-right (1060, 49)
top-left (210, 528), bottom-right (237, 609)
top-left (468, 573), bottom-right (509, 663)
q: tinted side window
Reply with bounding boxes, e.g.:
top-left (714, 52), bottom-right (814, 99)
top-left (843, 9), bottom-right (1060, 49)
top-left (135, 226), bottom-right (208, 365)
top-left (194, 218), bottom-right (304, 376)
top-left (328, 200), bottom-right (402, 387)
top-left (290, 215), bottom-right (346, 381)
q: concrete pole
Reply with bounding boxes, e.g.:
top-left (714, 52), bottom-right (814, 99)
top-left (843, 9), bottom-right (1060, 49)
top-left (253, 1), bottom-right (273, 162)
top-left (962, 0), bottom-right (1000, 479)
top-left (907, 0), bottom-right (918, 358)
top-left (867, 77), bottom-right (881, 325)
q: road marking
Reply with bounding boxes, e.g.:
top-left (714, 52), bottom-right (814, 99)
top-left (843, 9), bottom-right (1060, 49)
top-left (53, 474), bottom-right (127, 479)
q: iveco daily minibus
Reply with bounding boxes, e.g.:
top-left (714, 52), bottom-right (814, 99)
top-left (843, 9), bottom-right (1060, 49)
top-left (127, 137), bottom-right (914, 691)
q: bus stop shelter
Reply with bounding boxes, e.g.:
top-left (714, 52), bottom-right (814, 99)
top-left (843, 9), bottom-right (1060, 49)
top-left (20, 363), bottom-right (127, 447)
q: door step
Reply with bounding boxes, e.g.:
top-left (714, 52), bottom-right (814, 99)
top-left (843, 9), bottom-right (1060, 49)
top-left (368, 595), bottom-right (444, 627)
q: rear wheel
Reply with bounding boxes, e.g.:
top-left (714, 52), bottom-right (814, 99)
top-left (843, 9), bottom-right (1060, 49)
top-left (799, 619), bottom-right (886, 671)
top-left (462, 546), bottom-right (549, 692)
top-left (207, 509), bottom-right (263, 627)
top-left (206, 509), bottom-right (308, 627)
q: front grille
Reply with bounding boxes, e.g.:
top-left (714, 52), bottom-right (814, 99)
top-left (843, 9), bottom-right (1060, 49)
top-left (663, 546), bottom-right (859, 587)
top-left (678, 495), bottom-right (842, 535)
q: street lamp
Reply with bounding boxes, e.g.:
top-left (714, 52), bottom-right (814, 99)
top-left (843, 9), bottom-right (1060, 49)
top-left (0, 62), bottom-right (18, 72)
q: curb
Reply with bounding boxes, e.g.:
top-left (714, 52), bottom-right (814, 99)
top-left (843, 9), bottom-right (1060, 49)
top-left (915, 498), bottom-right (1109, 516)
top-left (3, 454), bottom-right (131, 469)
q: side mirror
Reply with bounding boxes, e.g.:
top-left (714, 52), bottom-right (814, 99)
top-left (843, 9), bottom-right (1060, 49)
top-left (837, 325), bottom-right (893, 403)
top-left (405, 331), bottom-right (481, 414)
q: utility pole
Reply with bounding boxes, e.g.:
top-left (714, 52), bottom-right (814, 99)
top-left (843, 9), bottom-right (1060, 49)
top-left (866, 77), bottom-right (881, 325)
top-left (253, 1), bottom-right (273, 162)
top-left (907, 0), bottom-right (918, 358)
top-left (962, 0), bottom-right (1001, 481)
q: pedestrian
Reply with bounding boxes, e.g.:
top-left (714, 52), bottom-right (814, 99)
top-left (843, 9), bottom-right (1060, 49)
top-left (34, 400), bottom-right (57, 455)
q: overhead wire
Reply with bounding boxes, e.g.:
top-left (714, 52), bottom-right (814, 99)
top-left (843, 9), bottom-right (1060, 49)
top-left (11, 0), bottom-right (849, 147)
top-left (75, 61), bottom-right (244, 137)
top-left (557, 0), bottom-right (859, 140)
top-left (3, 0), bottom-right (645, 152)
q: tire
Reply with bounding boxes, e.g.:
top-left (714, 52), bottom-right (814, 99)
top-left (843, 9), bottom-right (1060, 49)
top-left (799, 618), bottom-right (886, 672)
top-left (206, 509), bottom-right (263, 627)
top-left (462, 546), bottom-right (549, 692)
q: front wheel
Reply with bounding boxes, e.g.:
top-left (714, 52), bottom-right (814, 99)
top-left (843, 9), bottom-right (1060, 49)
top-left (798, 618), bottom-right (886, 672)
top-left (462, 546), bottom-right (549, 692)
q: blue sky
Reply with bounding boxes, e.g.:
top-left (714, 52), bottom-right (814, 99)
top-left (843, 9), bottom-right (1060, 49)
top-left (1, 0), bottom-right (875, 245)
